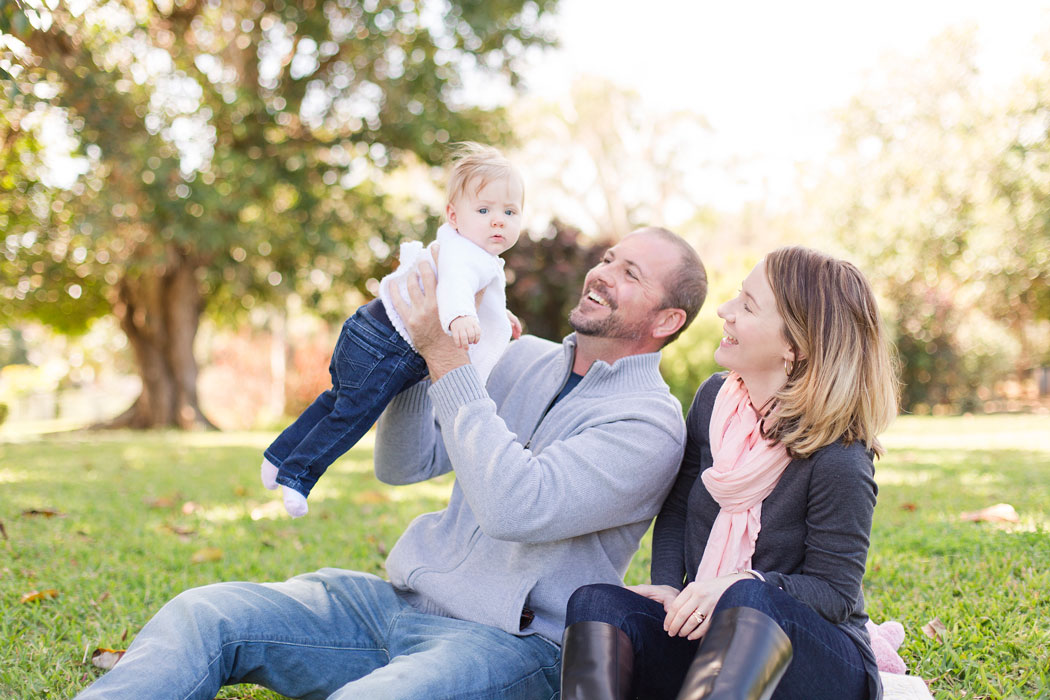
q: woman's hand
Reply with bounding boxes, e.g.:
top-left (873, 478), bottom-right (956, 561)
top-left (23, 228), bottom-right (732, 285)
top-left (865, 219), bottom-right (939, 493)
top-left (664, 572), bottom-right (755, 640)
top-left (389, 245), bottom-right (469, 381)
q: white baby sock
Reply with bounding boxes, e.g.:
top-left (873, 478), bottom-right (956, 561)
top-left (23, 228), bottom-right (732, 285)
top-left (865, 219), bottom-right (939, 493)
top-left (281, 486), bottom-right (309, 518)
top-left (260, 458), bottom-right (279, 490)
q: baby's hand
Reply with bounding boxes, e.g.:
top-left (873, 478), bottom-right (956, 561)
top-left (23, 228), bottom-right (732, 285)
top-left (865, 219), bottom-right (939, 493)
top-left (450, 315), bottom-right (481, 348)
top-left (507, 310), bottom-right (523, 339)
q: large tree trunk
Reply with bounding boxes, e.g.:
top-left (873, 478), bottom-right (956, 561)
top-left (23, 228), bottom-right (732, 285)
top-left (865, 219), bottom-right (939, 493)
top-left (103, 249), bottom-right (216, 430)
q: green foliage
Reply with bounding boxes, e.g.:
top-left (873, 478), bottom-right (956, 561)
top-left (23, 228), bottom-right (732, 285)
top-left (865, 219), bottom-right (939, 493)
top-left (2, 415), bottom-right (1048, 698)
top-left (0, 0), bottom-right (558, 329)
top-left (810, 28), bottom-right (1050, 411)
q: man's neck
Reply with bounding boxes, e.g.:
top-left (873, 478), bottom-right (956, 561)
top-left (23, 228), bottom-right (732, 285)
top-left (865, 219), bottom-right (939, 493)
top-left (571, 336), bottom-right (658, 375)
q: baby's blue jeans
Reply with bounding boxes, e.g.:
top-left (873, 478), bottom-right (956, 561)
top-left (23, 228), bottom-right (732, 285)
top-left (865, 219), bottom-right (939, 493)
top-left (265, 300), bottom-right (428, 498)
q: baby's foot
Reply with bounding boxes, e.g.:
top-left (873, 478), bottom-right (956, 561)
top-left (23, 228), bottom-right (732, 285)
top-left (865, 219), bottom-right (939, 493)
top-left (281, 486), bottom-right (309, 518)
top-left (261, 458), bottom-right (279, 490)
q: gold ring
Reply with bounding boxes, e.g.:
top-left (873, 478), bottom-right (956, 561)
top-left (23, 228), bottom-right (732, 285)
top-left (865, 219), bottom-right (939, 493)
top-left (692, 610), bottom-right (706, 625)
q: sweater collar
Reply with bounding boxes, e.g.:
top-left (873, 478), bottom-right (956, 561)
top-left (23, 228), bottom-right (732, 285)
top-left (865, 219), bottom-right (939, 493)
top-left (558, 333), bottom-right (668, 393)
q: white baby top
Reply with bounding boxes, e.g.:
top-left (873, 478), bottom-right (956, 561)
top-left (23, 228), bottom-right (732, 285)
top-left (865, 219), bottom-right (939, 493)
top-left (378, 223), bottom-right (511, 383)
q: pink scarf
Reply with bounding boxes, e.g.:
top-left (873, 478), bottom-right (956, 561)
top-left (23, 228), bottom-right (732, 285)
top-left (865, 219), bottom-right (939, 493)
top-left (695, 373), bottom-right (792, 581)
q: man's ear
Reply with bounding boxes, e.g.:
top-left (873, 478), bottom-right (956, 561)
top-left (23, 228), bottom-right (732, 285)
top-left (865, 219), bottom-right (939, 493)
top-left (651, 307), bottom-right (687, 341)
top-left (445, 202), bottom-right (458, 228)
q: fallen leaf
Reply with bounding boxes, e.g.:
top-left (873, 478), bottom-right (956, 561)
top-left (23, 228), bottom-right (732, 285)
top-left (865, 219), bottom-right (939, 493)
top-left (234, 485), bottom-right (247, 497)
top-left (22, 508), bottom-right (65, 518)
top-left (190, 547), bottom-right (223, 564)
top-left (163, 523), bottom-right (196, 537)
top-left (921, 617), bottom-right (947, 642)
top-left (144, 496), bottom-right (177, 509)
top-left (960, 503), bottom-right (1019, 523)
top-left (20, 589), bottom-right (59, 604)
top-left (0, 519), bottom-right (7, 540)
top-left (90, 648), bottom-right (126, 670)
top-left (354, 490), bottom-right (389, 505)
top-left (900, 503), bottom-right (917, 512)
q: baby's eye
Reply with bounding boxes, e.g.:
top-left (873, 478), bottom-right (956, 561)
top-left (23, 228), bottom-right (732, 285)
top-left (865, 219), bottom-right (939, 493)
top-left (505, 208), bottom-right (516, 216)
top-left (478, 207), bottom-right (489, 214)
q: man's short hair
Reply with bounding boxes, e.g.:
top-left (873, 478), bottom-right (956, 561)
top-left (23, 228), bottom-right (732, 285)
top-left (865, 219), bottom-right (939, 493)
top-left (635, 227), bottom-right (707, 346)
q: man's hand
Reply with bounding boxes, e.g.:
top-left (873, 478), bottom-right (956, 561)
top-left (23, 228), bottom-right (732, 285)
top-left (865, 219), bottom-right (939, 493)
top-left (389, 256), bottom-right (469, 381)
top-left (507, 309), bottom-right (523, 339)
top-left (450, 315), bottom-right (481, 348)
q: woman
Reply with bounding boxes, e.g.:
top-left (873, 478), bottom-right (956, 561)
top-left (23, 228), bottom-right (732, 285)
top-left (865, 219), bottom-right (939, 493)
top-left (560, 247), bottom-right (899, 700)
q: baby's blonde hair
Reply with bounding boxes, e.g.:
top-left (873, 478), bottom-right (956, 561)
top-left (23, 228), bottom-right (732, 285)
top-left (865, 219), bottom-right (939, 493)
top-left (446, 142), bottom-right (524, 206)
top-left (763, 246), bottom-right (900, 459)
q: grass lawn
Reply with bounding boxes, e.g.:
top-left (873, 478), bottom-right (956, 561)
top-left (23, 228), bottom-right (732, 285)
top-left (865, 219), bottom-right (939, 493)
top-left (1, 414), bottom-right (1048, 699)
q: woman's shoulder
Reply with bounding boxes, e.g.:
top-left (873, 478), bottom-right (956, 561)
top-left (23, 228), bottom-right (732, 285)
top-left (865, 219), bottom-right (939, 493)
top-left (805, 438), bottom-right (876, 477)
top-left (690, 372), bottom-right (729, 411)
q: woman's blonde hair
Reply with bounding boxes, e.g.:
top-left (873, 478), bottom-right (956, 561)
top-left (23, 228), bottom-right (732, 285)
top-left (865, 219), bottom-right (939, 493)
top-left (763, 247), bottom-right (899, 458)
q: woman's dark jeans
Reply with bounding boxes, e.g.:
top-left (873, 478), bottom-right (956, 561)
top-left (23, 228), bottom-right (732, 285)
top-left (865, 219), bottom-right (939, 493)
top-left (565, 579), bottom-right (869, 700)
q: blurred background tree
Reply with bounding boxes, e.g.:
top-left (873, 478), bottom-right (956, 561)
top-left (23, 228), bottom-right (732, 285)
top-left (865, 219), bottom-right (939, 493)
top-left (803, 28), bottom-right (1050, 412)
top-left (0, 0), bottom-right (557, 428)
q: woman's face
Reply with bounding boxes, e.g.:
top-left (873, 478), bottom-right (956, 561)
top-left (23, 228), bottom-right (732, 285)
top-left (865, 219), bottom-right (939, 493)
top-left (715, 262), bottom-right (794, 384)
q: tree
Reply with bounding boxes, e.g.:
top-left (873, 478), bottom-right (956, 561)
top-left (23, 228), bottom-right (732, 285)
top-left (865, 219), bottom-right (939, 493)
top-left (0, 0), bottom-right (557, 428)
top-left (805, 28), bottom-right (1049, 410)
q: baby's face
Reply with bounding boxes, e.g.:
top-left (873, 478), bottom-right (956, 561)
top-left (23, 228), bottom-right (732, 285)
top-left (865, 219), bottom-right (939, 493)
top-left (447, 176), bottom-right (523, 256)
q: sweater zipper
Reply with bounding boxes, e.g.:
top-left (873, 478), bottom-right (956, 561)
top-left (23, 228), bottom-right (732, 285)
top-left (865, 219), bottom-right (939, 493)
top-left (523, 369), bottom-right (575, 450)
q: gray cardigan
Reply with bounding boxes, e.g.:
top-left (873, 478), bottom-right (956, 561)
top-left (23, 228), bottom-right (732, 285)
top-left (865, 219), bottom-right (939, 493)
top-left (374, 334), bottom-right (686, 643)
top-left (651, 373), bottom-right (883, 700)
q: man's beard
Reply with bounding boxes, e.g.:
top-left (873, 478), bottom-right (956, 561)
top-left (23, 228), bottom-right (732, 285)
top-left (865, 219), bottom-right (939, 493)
top-left (568, 286), bottom-right (649, 341)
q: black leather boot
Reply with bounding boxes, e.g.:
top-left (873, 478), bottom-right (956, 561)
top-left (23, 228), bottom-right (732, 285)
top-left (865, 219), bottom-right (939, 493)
top-left (674, 607), bottom-right (793, 700)
top-left (560, 621), bottom-right (634, 700)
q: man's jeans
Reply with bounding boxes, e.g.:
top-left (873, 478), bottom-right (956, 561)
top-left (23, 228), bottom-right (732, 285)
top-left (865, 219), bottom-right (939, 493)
top-left (265, 300), bottom-right (429, 498)
top-left (75, 569), bottom-right (561, 700)
top-left (565, 579), bottom-right (869, 700)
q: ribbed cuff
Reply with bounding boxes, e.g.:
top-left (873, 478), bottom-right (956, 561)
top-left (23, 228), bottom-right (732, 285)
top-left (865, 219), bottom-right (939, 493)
top-left (428, 364), bottom-right (487, 423)
top-left (387, 378), bottom-right (433, 412)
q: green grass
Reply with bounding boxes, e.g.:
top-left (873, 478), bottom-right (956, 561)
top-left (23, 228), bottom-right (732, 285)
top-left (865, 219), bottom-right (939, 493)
top-left (1, 415), bottom-right (1048, 698)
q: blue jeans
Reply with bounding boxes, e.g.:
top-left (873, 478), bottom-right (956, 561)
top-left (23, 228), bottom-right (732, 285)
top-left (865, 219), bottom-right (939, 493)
top-left (265, 300), bottom-right (429, 498)
top-left (566, 579), bottom-right (869, 700)
top-left (75, 569), bottom-right (561, 700)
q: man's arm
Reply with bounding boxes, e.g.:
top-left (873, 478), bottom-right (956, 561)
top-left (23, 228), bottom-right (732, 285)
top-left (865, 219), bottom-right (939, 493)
top-left (389, 260), bottom-right (684, 542)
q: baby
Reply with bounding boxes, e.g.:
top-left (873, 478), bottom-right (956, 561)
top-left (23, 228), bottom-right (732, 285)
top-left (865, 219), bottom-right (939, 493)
top-left (261, 142), bottom-right (524, 517)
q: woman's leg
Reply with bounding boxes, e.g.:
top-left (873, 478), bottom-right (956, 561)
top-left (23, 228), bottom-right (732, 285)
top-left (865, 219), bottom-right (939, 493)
top-left (692, 579), bottom-right (869, 700)
top-left (564, 584), bottom-right (700, 700)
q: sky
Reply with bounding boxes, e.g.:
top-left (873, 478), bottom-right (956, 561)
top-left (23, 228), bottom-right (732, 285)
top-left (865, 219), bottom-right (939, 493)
top-left (520, 0), bottom-right (1050, 207)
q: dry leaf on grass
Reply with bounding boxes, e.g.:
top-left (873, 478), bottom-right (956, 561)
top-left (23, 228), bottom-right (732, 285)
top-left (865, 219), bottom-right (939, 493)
top-left (144, 496), bottom-right (177, 509)
top-left (90, 648), bottom-right (126, 670)
top-left (190, 547), bottom-right (223, 564)
top-left (20, 589), bottom-right (59, 604)
top-left (959, 503), bottom-right (1019, 523)
top-left (0, 519), bottom-right (7, 540)
top-left (22, 508), bottom-right (65, 518)
top-left (921, 618), bottom-right (947, 642)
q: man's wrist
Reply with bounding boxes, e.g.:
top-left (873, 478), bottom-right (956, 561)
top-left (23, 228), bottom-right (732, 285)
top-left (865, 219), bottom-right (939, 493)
top-left (425, 346), bottom-right (470, 381)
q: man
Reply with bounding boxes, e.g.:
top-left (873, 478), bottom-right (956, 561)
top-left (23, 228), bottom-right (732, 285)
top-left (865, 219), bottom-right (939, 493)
top-left (75, 227), bottom-right (707, 700)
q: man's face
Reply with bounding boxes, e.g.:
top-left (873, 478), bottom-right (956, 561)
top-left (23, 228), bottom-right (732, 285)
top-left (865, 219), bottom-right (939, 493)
top-left (568, 232), bottom-right (677, 341)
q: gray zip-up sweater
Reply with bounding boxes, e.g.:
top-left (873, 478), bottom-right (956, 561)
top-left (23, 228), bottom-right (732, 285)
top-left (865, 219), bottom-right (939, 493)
top-left (374, 334), bottom-right (686, 643)
top-left (651, 373), bottom-right (882, 700)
